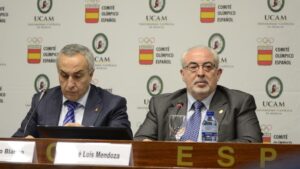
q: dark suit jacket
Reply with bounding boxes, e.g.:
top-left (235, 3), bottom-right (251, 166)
top-left (13, 84), bottom-right (132, 138)
top-left (134, 85), bottom-right (263, 143)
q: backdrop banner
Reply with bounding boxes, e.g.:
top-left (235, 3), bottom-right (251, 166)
top-left (0, 0), bottom-right (299, 144)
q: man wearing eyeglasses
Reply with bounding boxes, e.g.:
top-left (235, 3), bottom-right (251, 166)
top-left (134, 45), bottom-right (262, 142)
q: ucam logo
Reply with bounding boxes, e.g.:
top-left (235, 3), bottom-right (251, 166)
top-left (258, 0), bottom-right (293, 29)
top-left (147, 0), bottom-right (167, 22)
top-left (92, 33), bottom-right (117, 69)
top-left (265, 0), bottom-right (287, 21)
top-left (267, 0), bottom-right (284, 13)
top-left (147, 75), bottom-right (163, 96)
top-left (37, 0), bottom-right (52, 14)
top-left (266, 76), bottom-right (283, 99)
top-left (149, 0), bottom-right (165, 13)
top-left (30, 0), bottom-right (60, 28)
top-left (93, 33), bottom-right (109, 54)
top-left (34, 74), bottom-right (50, 93)
top-left (262, 76), bottom-right (285, 108)
top-left (139, 0), bottom-right (173, 29)
top-left (208, 33), bottom-right (225, 54)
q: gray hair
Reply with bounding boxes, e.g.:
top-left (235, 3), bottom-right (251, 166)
top-left (57, 44), bottom-right (95, 72)
top-left (181, 45), bottom-right (219, 68)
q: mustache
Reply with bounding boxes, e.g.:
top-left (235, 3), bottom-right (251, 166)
top-left (193, 78), bottom-right (208, 84)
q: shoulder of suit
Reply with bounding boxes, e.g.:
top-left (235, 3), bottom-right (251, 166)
top-left (91, 84), bottom-right (125, 100)
top-left (217, 85), bottom-right (253, 98)
top-left (48, 86), bottom-right (61, 92)
top-left (33, 86), bottom-right (60, 96)
top-left (152, 88), bottom-right (186, 100)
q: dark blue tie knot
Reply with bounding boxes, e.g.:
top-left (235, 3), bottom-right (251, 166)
top-left (65, 101), bottom-right (78, 110)
top-left (193, 101), bottom-right (204, 111)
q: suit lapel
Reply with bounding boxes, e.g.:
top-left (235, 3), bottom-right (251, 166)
top-left (47, 90), bottom-right (63, 126)
top-left (82, 86), bottom-right (102, 126)
top-left (209, 89), bottom-right (227, 125)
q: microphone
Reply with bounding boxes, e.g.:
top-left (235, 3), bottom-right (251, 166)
top-left (175, 102), bottom-right (184, 115)
top-left (23, 89), bottom-right (47, 137)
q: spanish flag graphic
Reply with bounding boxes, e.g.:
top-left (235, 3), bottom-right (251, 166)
top-left (257, 46), bottom-right (273, 65)
top-left (139, 45), bottom-right (154, 65)
top-left (85, 7), bottom-right (99, 23)
top-left (27, 45), bottom-right (41, 64)
top-left (200, 4), bottom-right (215, 23)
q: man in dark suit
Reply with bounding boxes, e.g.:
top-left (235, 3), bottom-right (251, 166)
top-left (13, 44), bottom-right (132, 138)
top-left (134, 45), bottom-right (262, 142)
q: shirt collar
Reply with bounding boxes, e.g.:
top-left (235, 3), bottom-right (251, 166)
top-left (62, 85), bottom-right (91, 107)
top-left (187, 90), bottom-right (216, 111)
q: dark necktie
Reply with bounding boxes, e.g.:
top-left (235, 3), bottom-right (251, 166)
top-left (63, 101), bottom-right (78, 125)
top-left (181, 101), bottom-right (204, 141)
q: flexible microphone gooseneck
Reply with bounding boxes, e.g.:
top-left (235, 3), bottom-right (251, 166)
top-left (23, 90), bottom-right (47, 137)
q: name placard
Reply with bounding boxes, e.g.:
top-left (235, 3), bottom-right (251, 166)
top-left (54, 142), bottom-right (132, 166)
top-left (0, 141), bottom-right (35, 163)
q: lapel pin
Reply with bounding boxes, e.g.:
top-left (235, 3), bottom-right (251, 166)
top-left (95, 107), bottom-right (99, 112)
top-left (219, 109), bottom-right (224, 114)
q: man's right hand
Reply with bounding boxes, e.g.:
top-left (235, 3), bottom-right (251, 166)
top-left (25, 135), bottom-right (35, 139)
top-left (64, 122), bottom-right (83, 127)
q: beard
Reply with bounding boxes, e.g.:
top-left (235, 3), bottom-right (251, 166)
top-left (191, 85), bottom-right (210, 95)
top-left (189, 77), bottom-right (213, 99)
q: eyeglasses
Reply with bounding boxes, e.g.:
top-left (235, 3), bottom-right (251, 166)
top-left (183, 62), bottom-right (216, 72)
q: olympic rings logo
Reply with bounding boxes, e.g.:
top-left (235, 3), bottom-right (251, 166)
top-left (256, 37), bottom-right (274, 45)
top-left (85, 4), bottom-right (99, 8)
top-left (201, 0), bottom-right (216, 3)
top-left (85, 0), bottom-right (101, 4)
top-left (261, 124), bottom-right (272, 132)
top-left (139, 37), bottom-right (155, 45)
top-left (27, 37), bottom-right (43, 45)
top-left (201, 3), bottom-right (215, 8)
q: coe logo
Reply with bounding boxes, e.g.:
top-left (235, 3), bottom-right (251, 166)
top-left (37, 0), bottom-right (52, 14)
top-left (149, 0), bottom-right (165, 13)
top-left (208, 33), bottom-right (225, 54)
top-left (147, 75), bottom-right (163, 96)
top-left (34, 74), bottom-right (50, 93)
top-left (93, 33), bottom-right (109, 54)
top-left (267, 0), bottom-right (284, 13)
top-left (27, 37), bottom-right (43, 64)
top-left (266, 76), bottom-right (283, 99)
top-left (260, 124), bottom-right (272, 133)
